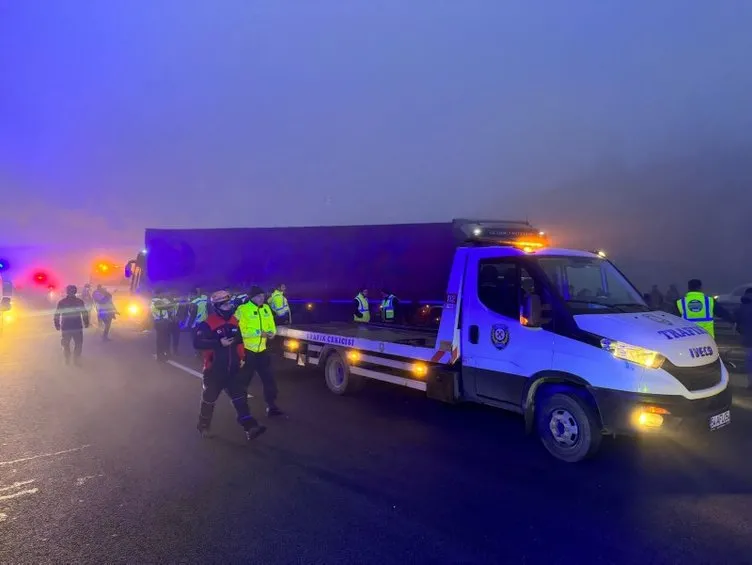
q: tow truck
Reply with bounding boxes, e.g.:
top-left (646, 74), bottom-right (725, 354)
top-left (276, 219), bottom-right (732, 462)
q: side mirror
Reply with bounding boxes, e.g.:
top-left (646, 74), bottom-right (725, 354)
top-left (520, 294), bottom-right (542, 328)
top-left (0, 297), bottom-right (11, 312)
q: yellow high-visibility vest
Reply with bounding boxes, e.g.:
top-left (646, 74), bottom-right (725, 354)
top-left (676, 291), bottom-right (715, 337)
top-left (235, 302), bottom-right (276, 352)
top-left (354, 293), bottom-right (370, 323)
top-left (381, 295), bottom-right (395, 321)
top-left (268, 289), bottom-right (290, 319)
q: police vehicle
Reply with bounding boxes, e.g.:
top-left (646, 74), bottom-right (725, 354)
top-left (276, 219), bottom-right (732, 463)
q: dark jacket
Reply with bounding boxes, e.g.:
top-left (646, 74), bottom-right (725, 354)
top-left (193, 313), bottom-right (245, 374)
top-left (54, 296), bottom-right (90, 331)
top-left (736, 296), bottom-right (752, 348)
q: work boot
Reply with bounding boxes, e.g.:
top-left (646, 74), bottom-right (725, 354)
top-left (266, 406), bottom-right (284, 417)
top-left (245, 422), bottom-right (267, 441)
top-left (197, 425), bottom-right (213, 439)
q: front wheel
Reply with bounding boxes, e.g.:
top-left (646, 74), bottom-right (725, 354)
top-left (536, 392), bottom-right (602, 463)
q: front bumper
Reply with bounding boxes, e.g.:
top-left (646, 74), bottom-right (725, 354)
top-left (591, 385), bottom-right (732, 436)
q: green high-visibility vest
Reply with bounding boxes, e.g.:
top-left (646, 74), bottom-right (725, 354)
top-left (381, 295), bottom-right (395, 321)
top-left (235, 302), bottom-right (276, 352)
top-left (354, 293), bottom-right (370, 323)
top-left (268, 289), bottom-right (290, 318)
top-left (676, 291), bottom-right (715, 337)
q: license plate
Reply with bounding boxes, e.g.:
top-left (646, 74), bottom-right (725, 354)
top-left (709, 410), bottom-right (731, 431)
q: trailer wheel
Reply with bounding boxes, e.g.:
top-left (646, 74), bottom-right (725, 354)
top-left (324, 352), bottom-right (363, 395)
top-left (536, 392), bottom-right (602, 463)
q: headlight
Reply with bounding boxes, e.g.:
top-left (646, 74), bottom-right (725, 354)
top-left (127, 303), bottom-right (141, 316)
top-left (601, 338), bottom-right (665, 369)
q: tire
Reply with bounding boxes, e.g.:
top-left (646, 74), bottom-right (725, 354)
top-left (324, 352), bottom-right (364, 395)
top-left (536, 392), bottom-right (602, 463)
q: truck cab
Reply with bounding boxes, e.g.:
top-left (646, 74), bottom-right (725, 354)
top-left (450, 233), bottom-right (730, 461)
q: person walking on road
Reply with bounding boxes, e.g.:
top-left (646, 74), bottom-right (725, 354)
top-left (95, 286), bottom-right (118, 340)
top-left (194, 290), bottom-right (267, 441)
top-left (54, 285), bottom-right (90, 366)
top-left (735, 288), bottom-right (752, 389)
top-left (150, 289), bottom-right (174, 362)
top-left (235, 286), bottom-right (283, 416)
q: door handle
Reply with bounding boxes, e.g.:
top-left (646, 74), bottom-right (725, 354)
top-left (469, 324), bottom-right (479, 344)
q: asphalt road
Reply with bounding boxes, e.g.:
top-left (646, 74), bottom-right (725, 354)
top-left (2, 316), bottom-right (752, 564)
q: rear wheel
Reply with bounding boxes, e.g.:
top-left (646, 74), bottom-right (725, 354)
top-left (324, 352), bottom-right (364, 395)
top-left (536, 392), bottom-right (602, 463)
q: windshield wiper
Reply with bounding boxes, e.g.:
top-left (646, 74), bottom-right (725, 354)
top-left (610, 302), bottom-right (651, 312)
top-left (565, 299), bottom-right (632, 313)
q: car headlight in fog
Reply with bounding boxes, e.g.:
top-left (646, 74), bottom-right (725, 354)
top-left (127, 303), bottom-right (141, 316)
top-left (601, 339), bottom-right (666, 369)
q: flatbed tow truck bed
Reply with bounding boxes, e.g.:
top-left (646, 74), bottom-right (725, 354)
top-left (286, 322), bottom-right (438, 348)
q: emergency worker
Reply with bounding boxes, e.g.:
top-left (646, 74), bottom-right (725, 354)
top-left (151, 289), bottom-right (174, 361)
top-left (189, 288), bottom-right (209, 330)
top-left (380, 288), bottom-right (399, 323)
top-left (194, 290), bottom-right (266, 440)
top-left (268, 283), bottom-right (291, 325)
top-left (235, 286), bottom-right (283, 416)
top-left (96, 287), bottom-right (118, 341)
top-left (54, 285), bottom-right (90, 365)
top-left (353, 287), bottom-right (370, 323)
top-left (677, 279), bottom-right (717, 337)
top-left (168, 292), bottom-right (183, 356)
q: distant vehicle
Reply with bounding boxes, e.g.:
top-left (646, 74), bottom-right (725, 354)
top-left (0, 274), bottom-right (12, 335)
top-left (714, 282), bottom-right (752, 319)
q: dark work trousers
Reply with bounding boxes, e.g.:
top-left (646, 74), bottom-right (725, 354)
top-left (99, 314), bottom-right (113, 340)
top-left (61, 330), bottom-right (83, 362)
top-left (168, 321), bottom-right (180, 355)
top-left (198, 370), bottom-right (256, 431)
top-left (243, 349), bottom-right (278, 409)
top-left (154, 319), bottom-right (171, 361)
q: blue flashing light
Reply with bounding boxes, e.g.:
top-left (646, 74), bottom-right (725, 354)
top-left (0, 258), bottom-right (9, 272)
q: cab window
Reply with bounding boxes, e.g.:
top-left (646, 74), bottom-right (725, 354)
top-left (478, 259), bottom-right (551, 325)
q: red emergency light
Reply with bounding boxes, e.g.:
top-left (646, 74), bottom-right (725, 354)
top-left (32, 271), bottom-right (49, 285)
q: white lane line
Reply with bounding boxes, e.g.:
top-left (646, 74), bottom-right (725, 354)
top-left (0, 513), bottom-right (7, 522)
top-left (167, 360), bottom-right (203, 378)
top-left (0, 480), bottom-right (35, 492)
top-left (0, 488), bottom-right (39, 501)
top-left (0, 445), bottom-right (91, 467)
top-left (76, 474), bottom-right (104, 486)
top-left (166, 360), bottom-right (254, 398)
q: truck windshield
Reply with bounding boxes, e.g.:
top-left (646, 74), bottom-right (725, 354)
top-left (535, 256), bottom-right (649, 313)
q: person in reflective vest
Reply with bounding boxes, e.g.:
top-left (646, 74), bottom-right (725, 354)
top-left (189, 288), bottom-right (209, 329)
top-left (676, 279), bottom-right (716, 337)
top-left (235, 286), bottom-right (283, 416)
top-left (193, 290), bottom-right (266, 441)
top-left (268, 284), bottom-right (291, 325)
top-left (354, 287), bottom-right (370, 323)
top-left (380, 288), bottom-right (399, 323)
top-left (151, 289), bottom-right (175, 361)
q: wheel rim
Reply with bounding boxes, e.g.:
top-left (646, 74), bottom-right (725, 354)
top-left (327, 358), bottom-right (345, 389)
top-left (548, 408), bottom-right (580, 448)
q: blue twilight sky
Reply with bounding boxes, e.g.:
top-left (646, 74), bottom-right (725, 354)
top-left (1, 1), bottom-right (751, 287)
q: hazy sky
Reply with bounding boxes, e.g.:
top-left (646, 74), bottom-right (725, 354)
top-left (1, 1), bottom-right (751, 287)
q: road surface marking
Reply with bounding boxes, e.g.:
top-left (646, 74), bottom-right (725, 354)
top-left (0, 445), bottom-right (91, 467)
top-left (76, 474), bottom-right (104, 486)
top-left (166, 360), bottom-right (253, 397)
top-left (0, 480), bottom-right (35, 492)
top-left (0, 513), bottom-right (6, 522)
top-left (167, 360), bottom-right (203, 378)
top-left (0, 488), bottom-right (39, 501)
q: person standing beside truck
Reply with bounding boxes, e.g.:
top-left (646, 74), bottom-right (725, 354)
top-left (677, 279), bottom-right (726, 338)
top-left (194, 290), bottom-right (267, 441)
top-left (54, 285), bottom-right (90, 366)
top-left (353, 287), bottom-right (370, 323)
top-left (380, 288), bottom-right (399, 323)
top-left (268, 283), bottom-right (291, 325)
top-left (235, 286), bottom-right (283, 416)
top-left (735, 288), bottom-right (752, 389)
